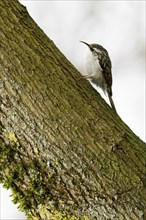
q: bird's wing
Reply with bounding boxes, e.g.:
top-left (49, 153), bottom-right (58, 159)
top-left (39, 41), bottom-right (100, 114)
top-left (98, 51), bottom-right (113, 95)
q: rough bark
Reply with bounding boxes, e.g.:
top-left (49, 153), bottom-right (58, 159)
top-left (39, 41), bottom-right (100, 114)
top-left (0, 0), bottom-right (146, 219)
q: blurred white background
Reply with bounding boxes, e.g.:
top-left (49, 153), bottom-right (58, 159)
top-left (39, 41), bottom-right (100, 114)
top-left (1, 1), bottom-right (145, 219)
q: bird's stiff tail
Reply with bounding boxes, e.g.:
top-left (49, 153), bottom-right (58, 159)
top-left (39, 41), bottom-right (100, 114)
top-left (107, 93), bottom-right (117, 113)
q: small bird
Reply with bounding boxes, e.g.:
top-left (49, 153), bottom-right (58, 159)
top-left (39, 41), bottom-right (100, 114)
top-left (80, 41), bottom-right (117, 113)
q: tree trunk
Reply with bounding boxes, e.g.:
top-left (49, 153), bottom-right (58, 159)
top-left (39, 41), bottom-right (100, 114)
top-left (0, 0), bottom-right (146, 219)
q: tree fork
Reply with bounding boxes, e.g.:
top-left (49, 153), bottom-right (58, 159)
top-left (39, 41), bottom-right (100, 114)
top-left (0, 0), bottom-right (146, 219)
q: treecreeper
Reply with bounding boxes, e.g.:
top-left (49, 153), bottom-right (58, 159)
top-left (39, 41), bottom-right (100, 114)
top-left (80, 41), bottom-right (117, 113)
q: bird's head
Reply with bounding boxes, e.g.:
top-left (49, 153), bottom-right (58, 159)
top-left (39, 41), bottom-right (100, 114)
top-left (80, 41), bottom-right (107, 54)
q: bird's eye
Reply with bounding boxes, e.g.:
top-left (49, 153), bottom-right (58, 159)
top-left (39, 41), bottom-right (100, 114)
top-left (90, 47), bottom-right (94, 52)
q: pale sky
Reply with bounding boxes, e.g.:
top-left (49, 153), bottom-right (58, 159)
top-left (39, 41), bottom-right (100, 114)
top-left (1, 1), bottom-right (145, 219)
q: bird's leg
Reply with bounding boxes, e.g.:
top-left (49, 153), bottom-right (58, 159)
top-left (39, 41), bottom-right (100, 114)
top-left (79, 75), bottom-right (93, 80)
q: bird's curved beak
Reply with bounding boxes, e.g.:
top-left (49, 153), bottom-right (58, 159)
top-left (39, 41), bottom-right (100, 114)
top-left (80, 41), bottom-right (90, 48)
